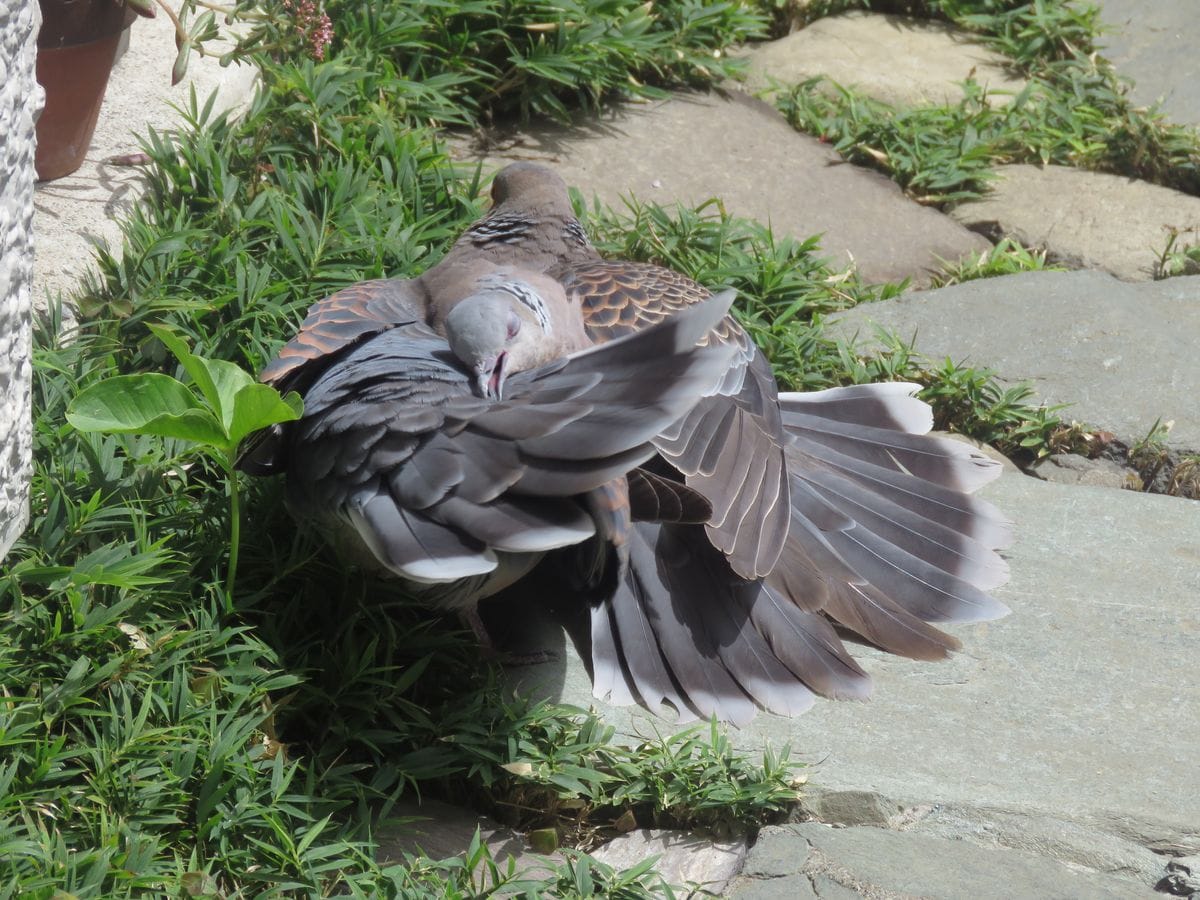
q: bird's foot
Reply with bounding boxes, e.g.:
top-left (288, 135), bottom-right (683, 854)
top-left (460, 607), bottom-right (559, 667)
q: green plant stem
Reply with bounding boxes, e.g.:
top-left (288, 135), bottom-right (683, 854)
top-left (225, 458), bottom-right (240, 608)
top-left (152, 0), bottom-right (187, 38)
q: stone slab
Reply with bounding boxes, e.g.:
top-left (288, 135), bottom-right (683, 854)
top-left (1161, 854), bottom-right (1200, 895)
top-left (903, 802), bottom-right (1170, 885)
top-left (510, 470), bottom-right (1200, 856)
top-left (728, 824), bottom-right (1160, 899)
top-left (374, 797), bottom-right (562, 878)
top-left (1095, 0), bottom-right (1200, 126)
top-left (589, 829), bottom-right (747, 893)
top-left (795, 787), bottom-right (900, 828)
top-left (1029, 453), bottom-right (1140, 490)
top-left (824, 269), bottom-right (1200, 452)
top-left (31, 11), bottom-right (258, 312)
top-left (949, 164), bottom-right (1200, 281)
top-left (452, 90), bottom-right (992, 286)
top-left (376, 804), bottom-right (745, 891)
top-left (741, 11), bottom-right (1025, 108)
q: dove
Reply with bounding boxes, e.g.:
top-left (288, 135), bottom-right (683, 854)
top-left (243, 267), bottom-right (739, 613)
top-left (246, 162), bottom-right (1013, 725)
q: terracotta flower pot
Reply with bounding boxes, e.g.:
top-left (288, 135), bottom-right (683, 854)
top-left (35, 0), bottom-right (137, 181)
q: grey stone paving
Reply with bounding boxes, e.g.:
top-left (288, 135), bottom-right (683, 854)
top-left (1029, 452), bottom-right (1140, 490)
top-left (899, 801), bottom-right (1169, 884)
top-left (824, 270), bottom-right (1200, 452)
top-left (727, 824), bottom-right (1161, 899)
top-left (741, 11), bottom-right (1025, 107)
top-left (949, 164), bottom-right (1200, 281)
top-left (590, 829), bottom-right (747, 894)
top-left (374, 803), bottom-right (748, 892)
top-left (452, 90), bottom-right (991, 287)
top-left (513, 470), bottom-right (1200, 864)
top-left (1096, 0), bottom-right (1200, 126)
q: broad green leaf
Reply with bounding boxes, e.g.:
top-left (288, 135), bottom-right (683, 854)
top-left (67, 374), bottom-right (227, 447)
top-left (149, 324), bottom-right (221, 412)
top-left (198, 357), bottom-right (256, 434)
top-left (228, 384), bottom-right (303, 445)
top-left (148, 324), bottom-right (254, 434)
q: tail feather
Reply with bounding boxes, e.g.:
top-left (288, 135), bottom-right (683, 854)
top-left (626, 467), bottom-right (712, 523)
top-left (825, 582), bottom-right (962, 661)
top-left (590, 597), bottom-right (651, 710)
top-left (591, 524), bottom-right (871, 725)
top-left (778, 383), bottom-right (932, 432)
top-left (747, 586), bottom-right (869, 702)
top-left (819, 521), bottom-right (1009, 623)
top-left (588, 382), bottom-right (1013, 724)
top-left (803, 463), bottom-right (1010, 591)
top-left (789, 431), bottom-right (1013, 551)
top-left (784, 413), bottom-right (1003, 493)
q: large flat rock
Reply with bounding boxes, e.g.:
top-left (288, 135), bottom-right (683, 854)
top-left (824, 269), bottom-right (1200, 451)
top-left (374, 797), bottom-right (562, 877)
top-left (1095, 0), bottom-right (1200, 126)
top-left (452, 90), bottom-right (991, 286)
top-left (590, 830), bottom-right (747, 894)
top-left (511, 471), bottom-right (1200, 856)
top-left (741, 11), bottom-right (1025, 107)
top-left (949, 164), bottom-right (1200, 281)
top-left (728, 823), bottom-right (1160, 899)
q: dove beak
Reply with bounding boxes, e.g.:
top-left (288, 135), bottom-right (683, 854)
top-left (475, 352), bottom-right (509, 400)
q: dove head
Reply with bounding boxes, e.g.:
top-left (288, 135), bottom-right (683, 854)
top-left (489, 162), bottom-right (571, 213)
top-left (445, 277), bottom-right (575, 401)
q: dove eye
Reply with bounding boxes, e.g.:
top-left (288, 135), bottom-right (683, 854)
top-left (506, 312), bottom-right (522, 340)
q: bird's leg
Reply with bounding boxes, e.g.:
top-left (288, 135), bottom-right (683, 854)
top-left (460, 604), bottom-right (559, 667)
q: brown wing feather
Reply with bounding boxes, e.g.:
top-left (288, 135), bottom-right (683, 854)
top-left (550, 260), bottom-right (701, 341)
top-left (550, 259), bottom-right (791, 580)
top-left (260, 278), bottom-right (427, 392)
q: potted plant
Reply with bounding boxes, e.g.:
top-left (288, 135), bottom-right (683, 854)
top-left (35, 0), bottom-right (146, 180)
top-left (34, 0), bottom-right (332, 181)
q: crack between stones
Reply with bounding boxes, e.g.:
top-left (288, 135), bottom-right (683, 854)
top-left (800, 846), bottom-right (920, 900)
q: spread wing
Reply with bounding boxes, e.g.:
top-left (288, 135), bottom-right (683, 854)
top-left (587, 383), bottom-right (1012, 725)
top-left (550, 259), bottom-right (790, 579)
top-left (280, 291), bottom-right (739, 586)
top-left (590, 520), bottom-right (872, 725)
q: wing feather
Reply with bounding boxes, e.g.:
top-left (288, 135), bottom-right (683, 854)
top-left (553, 259), bottom-right (791, 579)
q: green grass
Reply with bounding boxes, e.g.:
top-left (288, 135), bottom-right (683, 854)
top-left (929, 237), bottom-right (1060, 287)
top-left (2, 1), bottom-right (1106, 895)
top-left (1153, 226), bottom-right (1200, 280)
top-left (769, 2), bottom-right (1200, 204)
top-left (776, 69), bottom-right (1200, 206)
